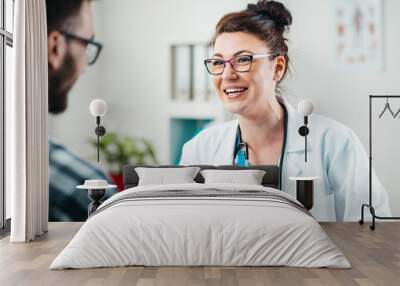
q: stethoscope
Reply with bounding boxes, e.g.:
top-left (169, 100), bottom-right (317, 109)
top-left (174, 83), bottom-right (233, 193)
top-left (234, 105), bottom-right (288, 190)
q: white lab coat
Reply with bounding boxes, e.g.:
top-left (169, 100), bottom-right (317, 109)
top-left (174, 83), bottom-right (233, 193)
top-left (180, 101), bottom-right (391, 221)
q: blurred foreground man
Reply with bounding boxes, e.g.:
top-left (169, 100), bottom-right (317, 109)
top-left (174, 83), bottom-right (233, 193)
top-left (47, 0), bottom-right (114, 221)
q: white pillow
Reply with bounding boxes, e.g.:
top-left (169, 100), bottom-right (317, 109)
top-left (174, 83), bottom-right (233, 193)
top-left (135, 167), bottom-right (200, 186)
top-left (200, 169), bottom-right (266, 185)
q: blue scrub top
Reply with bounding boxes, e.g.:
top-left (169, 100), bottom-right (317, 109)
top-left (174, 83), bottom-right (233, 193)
top-left (233, 133), bottom-right (249, 167)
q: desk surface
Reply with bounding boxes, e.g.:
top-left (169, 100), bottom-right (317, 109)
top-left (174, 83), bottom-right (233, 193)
top-left (0, 222), bottom-right (399, 286)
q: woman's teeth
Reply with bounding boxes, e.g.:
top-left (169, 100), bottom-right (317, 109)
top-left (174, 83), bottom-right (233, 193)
top-left (224, 87), bottom-right (247, 96)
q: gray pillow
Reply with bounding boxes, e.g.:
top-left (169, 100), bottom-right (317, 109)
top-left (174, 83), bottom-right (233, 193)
top-left (200, 169), bottom-right (266, 185)
top-left (135, 167), bottom-right (201, 186)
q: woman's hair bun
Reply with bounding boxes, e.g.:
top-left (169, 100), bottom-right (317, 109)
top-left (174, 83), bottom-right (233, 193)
top-left (247, 0), bottom-right (292, 29)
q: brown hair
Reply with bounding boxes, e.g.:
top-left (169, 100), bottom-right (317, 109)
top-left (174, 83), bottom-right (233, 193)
top-left (211, 0), bottom-right (292, 83)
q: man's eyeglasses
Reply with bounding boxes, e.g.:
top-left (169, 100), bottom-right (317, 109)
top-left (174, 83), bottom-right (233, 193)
top-left (204, 53), bottom-right (277, 75)
top-left (58, 30), bottom-right (103, 65)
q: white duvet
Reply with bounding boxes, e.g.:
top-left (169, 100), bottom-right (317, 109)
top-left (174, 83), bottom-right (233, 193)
top-left (50, 183), bottom-right (351, 269)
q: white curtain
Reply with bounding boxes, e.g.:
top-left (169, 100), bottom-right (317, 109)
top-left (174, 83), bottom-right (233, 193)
top-left (7, 0), bottom-right (48, 242)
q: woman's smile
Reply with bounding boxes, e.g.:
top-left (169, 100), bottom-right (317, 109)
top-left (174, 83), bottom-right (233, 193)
top-left (223, 86), bottom-right (249, 99)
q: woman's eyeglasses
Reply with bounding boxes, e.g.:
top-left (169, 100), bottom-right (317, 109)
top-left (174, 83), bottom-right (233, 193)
top-left (204, 53), bottom-right (277, 75)
top-left (58, 30), bottom-right (103, 66)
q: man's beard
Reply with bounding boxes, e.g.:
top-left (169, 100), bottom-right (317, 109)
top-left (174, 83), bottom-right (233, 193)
top-left (48, 52), bottom-right (77, 114)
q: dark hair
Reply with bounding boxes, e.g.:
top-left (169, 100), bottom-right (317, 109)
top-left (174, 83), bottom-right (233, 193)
top-left (46, 0), bottom-right (94, 32)
top-left (211, 0), bottom-right (292, 83)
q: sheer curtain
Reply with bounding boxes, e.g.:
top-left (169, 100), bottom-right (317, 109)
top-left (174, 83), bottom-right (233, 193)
top-left (7, 0), bottom-right (48, 242)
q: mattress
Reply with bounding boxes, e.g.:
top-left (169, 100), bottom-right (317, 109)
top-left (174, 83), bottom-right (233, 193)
top-left (50, 183), bottom-right (351, 269)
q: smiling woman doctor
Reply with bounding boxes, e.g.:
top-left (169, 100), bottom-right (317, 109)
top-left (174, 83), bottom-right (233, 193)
top-left (180, 0), bottom-right (391, 221)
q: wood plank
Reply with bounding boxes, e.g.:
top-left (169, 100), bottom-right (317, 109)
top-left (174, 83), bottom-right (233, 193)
top-left (0, 222), bottom-right (399, 286)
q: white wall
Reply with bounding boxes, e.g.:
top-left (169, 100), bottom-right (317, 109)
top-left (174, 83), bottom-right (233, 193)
top-left (50, 0), bottom-right (400, 215)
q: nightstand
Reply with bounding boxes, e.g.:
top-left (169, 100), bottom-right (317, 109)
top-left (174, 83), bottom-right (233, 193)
top-left (289, 176), bottom-right (320, 210)
top-left (77, 180), bottom-right (116, 217)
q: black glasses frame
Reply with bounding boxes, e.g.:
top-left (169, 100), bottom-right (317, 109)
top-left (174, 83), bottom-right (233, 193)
top-left (204, 53), bottom-right (278, 75)
top-left (58, 30), bottom-right (103, 65)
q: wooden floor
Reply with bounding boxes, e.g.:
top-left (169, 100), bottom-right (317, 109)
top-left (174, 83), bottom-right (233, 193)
top-left (0, 222), bottom-right (399, 286)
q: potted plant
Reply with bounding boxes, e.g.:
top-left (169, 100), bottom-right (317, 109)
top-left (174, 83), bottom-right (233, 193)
top-left (89, 132), bottom-right (157, 191)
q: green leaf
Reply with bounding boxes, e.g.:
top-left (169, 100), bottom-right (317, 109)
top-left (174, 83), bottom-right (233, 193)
top-left (88, 132), bottom-right (158, 174)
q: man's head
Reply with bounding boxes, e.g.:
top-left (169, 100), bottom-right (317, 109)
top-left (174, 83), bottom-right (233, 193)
top-left (47, 0), bottom-right (98, 114)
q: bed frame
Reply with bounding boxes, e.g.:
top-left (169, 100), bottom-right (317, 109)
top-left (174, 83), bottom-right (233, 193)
top-left (122, 165), bottom-right (279, 190)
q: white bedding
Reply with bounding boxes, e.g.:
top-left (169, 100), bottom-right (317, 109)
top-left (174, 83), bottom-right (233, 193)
top-left (50, 183), bottom-right (351, 269)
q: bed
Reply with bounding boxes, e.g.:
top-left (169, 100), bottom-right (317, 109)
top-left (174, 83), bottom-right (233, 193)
top-left (50, 165), bottom-right (350, 269)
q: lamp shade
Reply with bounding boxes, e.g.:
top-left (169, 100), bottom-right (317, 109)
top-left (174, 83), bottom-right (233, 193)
top-left (297, 99), bottom-right (314, 116)
top-left (90, 99), bottom-right (107, 117)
